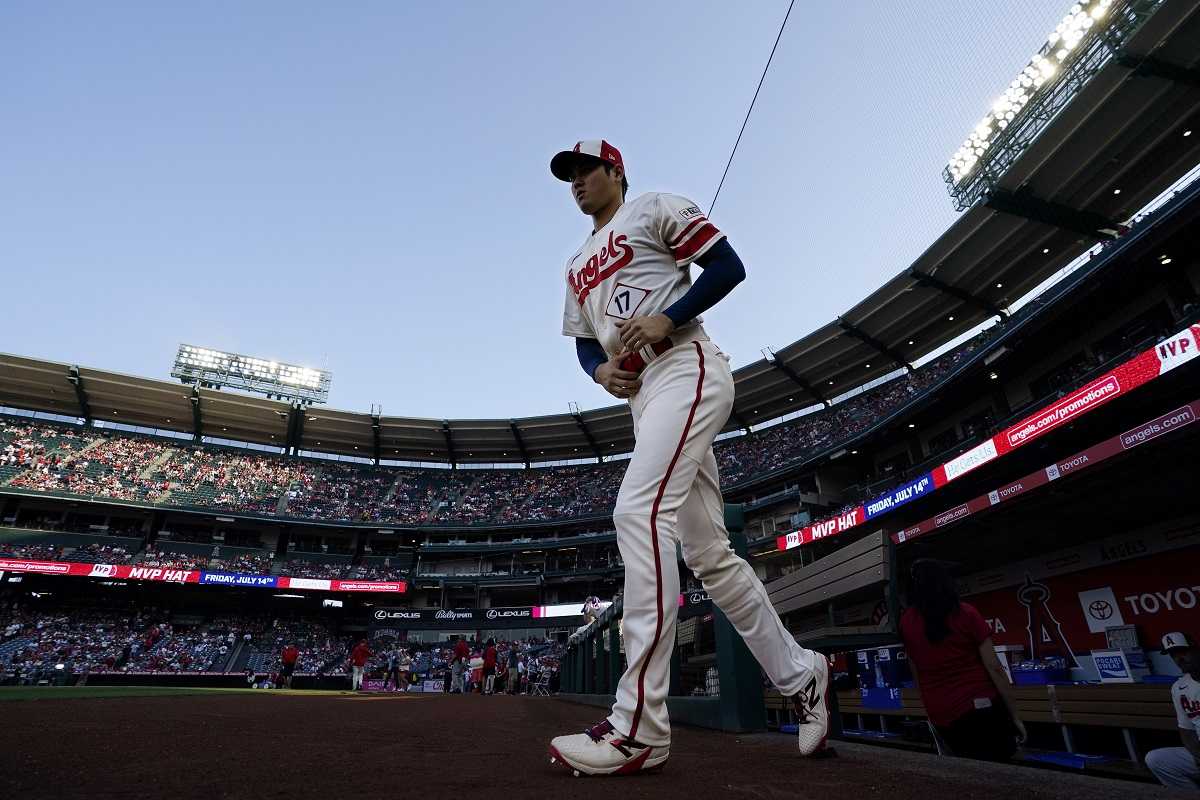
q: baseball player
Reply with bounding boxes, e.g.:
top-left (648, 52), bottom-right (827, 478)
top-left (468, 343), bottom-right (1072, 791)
top-left (1145, 632), bottom-right (1200, 789)
top-left (547, 140), bottom-right (830, 777)
top-left (581, 595), bottom-right (603, 625)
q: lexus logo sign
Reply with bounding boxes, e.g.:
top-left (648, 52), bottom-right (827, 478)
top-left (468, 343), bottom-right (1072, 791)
top-left (486, 608), bottom-right (532, 620)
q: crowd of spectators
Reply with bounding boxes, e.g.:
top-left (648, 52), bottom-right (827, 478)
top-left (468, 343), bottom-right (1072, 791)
top-left (349, 561), bottom-right (408, 582)
top-left (140, 546), bottom-right (209, 571)
top-left (0, 421), bottom-right (84, 476)
top-left (207, 550), bottom-right (273, 574)
top-left (0, 598), bottom-right (581, 692)
top-left (438, 465), bottom-right (624, 526)
top-left (7, 433), bottom-right (169, 502)
top-left (281, 558), bottom-right (351, 579)
top-left (0, 330), bottom-right (1002, 527)
top-left (0, 604), bottom-right (270, 681)
top-left (121, 620), bottom-right (242, 672)
top-left (284, 463), bottom-right (395, 522)
top-left (151, 447), bottom-right (302, 516)
top-left (59, 542), bottom-right (133, 564)
top-left (367, 635), bottom-right (564, 694)
top-left (0, 542), bottom-right (63, 561)
top-left (1, 605), bottom-right (163, 680)
top-left (245, 618), bottom-right (343, 676)
top-left (716, 333), bottom-right (989, 485)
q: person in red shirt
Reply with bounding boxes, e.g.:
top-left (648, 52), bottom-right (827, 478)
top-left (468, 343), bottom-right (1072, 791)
top-left (349, 639), bottom-right (372, 691)
top-left (900, 560), bottom-right (1026, 761)
top-left (280, 644), bottom-right (300, 690)
top-left (482, 639), bottom-right (498, 695)
top-left (454, 637), bottom-right (470, 664)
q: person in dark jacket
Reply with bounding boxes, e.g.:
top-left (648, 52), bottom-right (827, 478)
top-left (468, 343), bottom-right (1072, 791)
top-left (900, 559), bottom-right (1026, 761)
top-left (482, 639), bottom-right (498, 694)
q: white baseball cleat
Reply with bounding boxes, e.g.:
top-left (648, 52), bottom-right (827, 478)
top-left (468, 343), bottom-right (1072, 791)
top-left (548, 719), bottom-right (669, 776)
top-left (792, 655), bottom-right (831, 756)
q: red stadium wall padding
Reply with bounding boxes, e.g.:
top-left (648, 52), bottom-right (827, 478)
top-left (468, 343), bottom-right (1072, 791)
top-left (962, 547), bottom-right (1200, 660)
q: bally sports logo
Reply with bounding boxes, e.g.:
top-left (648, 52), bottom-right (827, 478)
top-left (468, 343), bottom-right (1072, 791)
top-left (435, 610), bottom-right (474, 621)
top-left (568, 231), bottom-right (634, 305)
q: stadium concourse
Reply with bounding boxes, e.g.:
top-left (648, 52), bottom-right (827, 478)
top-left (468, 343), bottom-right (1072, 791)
top-left (0, 690), bottom-right (1174, 800)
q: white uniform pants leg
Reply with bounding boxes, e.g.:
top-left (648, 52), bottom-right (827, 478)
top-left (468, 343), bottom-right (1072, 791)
top-left (1146, 747), bottom-right (1200, 789)
top-left (604, 344), bottom-right (696, 747)
top-left (607, 340), bottom-right (817, 747)
top-left (677, 447), bottom-right (821, 696)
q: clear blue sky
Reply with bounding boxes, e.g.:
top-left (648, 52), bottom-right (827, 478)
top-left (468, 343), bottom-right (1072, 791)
top-left (2, 1), bottom-right (1071, 420)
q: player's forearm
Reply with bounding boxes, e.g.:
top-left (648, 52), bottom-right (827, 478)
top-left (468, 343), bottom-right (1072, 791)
top-left (662, 239), bottom-right (745, 327)
top-left (576, 337), bottom-right (607, 381)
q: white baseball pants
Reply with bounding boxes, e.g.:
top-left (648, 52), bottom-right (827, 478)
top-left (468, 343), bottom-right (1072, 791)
top-left (606, 339), bottom-right (822, 746)
top-left (1146, 747), bottom-right (1200, 789)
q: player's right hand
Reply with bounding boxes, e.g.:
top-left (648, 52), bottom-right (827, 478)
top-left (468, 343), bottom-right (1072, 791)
top-left (594, 357), bottom-right (642, 400)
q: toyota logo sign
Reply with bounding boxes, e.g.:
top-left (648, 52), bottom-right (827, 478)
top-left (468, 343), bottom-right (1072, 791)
top-left (1088, 600), bottom-right (1114, 620)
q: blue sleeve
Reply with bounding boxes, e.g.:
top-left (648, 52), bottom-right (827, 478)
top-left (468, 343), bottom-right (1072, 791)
top-left (662, 238), bottom-right (745, 328)
top-left (576, 337), bottom-right (607, 381)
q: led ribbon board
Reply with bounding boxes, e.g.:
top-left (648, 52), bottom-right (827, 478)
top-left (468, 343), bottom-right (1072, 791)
top-left (776, 323), bottom-right (1199, 552)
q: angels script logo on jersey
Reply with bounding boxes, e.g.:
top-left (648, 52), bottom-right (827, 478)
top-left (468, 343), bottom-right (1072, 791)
top-left (569, 231), bottom-right (634, 304)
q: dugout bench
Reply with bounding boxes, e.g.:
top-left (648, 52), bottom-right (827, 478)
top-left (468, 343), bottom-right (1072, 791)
top-left (764, 529), bottom-right (900, 738)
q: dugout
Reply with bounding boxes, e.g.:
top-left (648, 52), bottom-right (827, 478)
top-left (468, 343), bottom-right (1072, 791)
top-left (763, 349), bottom-right (1200, 771)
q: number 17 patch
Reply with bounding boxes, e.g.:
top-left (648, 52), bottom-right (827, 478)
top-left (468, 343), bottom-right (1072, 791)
top-left (605, 283), bottom-right (651, 321)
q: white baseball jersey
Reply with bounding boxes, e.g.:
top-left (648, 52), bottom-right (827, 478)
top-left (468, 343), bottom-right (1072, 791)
top-left (561, 192), bottom-right (725, 358)
top-left (1173, 673), bottom-right (1200, 734)
top-left (551, 187), bottom-right (825, 751)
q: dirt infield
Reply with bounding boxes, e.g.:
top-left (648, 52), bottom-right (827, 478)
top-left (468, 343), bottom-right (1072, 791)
top-left (0, 691), bottom-right (1175, 799)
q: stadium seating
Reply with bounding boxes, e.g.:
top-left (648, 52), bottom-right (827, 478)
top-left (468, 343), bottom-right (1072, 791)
top-left (0, 329), bottom-right (1058, 531)
top-left (207, 549), bottom-right (273, 573)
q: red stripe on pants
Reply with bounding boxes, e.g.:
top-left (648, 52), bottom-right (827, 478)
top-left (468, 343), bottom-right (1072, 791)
top-left (628, 341), bottom-right (705, 740)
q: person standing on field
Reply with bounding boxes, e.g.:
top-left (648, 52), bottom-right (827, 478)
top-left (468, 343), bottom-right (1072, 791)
top-left (547, 140), bottom-right (829, 776)
top-left (349, 639), bottom-right (371, 691)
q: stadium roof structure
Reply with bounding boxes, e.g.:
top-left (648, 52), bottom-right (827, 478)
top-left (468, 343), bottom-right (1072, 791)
top-left (2, 0), bottom-right (1199, 466)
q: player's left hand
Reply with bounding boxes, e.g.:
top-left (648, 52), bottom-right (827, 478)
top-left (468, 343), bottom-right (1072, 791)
top-left (617, 313), bottom-right (675, 352)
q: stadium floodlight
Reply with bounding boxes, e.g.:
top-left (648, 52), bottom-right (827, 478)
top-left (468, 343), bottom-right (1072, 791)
top-left (171, 344), bottom-right (331, 405)
top-left (944, 0), bottom-right (1163, 211)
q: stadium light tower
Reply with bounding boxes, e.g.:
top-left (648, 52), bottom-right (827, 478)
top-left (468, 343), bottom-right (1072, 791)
top-left (944, 0), bottom-right (1165, 211)
top-left (171, 344), bottom-right (332, 405)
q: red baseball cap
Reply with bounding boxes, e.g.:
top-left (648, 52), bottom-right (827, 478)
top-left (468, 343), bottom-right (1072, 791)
top-left (550, 140), bottom-right (624, 182)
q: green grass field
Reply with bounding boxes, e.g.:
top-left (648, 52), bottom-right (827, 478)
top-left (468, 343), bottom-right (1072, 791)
top-left (0, 685), bottom-right (343, 701)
